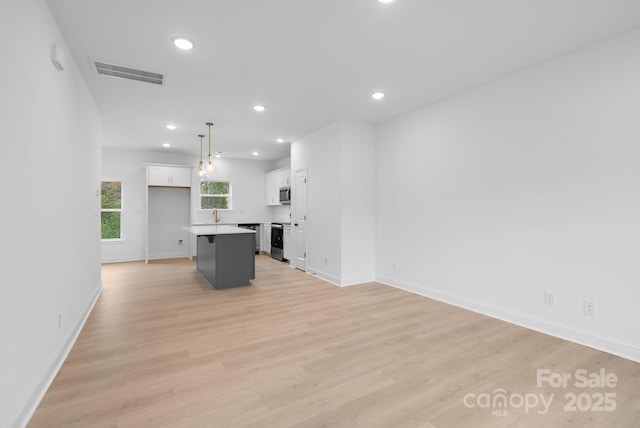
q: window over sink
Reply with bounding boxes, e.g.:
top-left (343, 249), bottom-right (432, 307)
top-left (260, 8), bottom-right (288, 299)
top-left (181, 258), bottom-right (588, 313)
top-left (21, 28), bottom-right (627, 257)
top-left (200, 181), bottom-right (232, 209)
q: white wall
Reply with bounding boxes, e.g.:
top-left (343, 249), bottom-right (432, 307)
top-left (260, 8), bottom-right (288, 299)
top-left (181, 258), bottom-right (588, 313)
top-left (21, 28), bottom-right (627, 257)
top-left (191, 157), bottom-right (275, 225)
top-left (101, 149), bottom-right (194, 262)
top-left (148, 187), bottom-right (191, 259)
top-left (0, 1), bottom-right (103, 426)
top-left (292, 120), bottom-right (376, 285)
top-left (292, 122), bottom-right (344, 283)
top-left (274, 156), bottom-right (291, 169)
top-left (375, 29), bottom-right (640, 361)
top-left (102, 148), bottom-right (275, 262)
top-left (341, 122), bottom-right (376, 285)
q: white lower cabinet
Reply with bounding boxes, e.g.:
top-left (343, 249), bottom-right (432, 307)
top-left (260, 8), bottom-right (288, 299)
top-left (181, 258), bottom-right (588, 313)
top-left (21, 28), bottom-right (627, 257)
top-left (283, 225), bottom-right (291, 261)
top-left (262, 223), bottom-right (271, 254)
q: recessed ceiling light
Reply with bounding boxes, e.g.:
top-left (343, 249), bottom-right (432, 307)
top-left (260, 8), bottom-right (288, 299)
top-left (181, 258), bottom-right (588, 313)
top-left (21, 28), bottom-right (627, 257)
top-left (276, 138), bottom-right (285, 143)
top-left (253, 105), bottom-right (266, 112)
top-left (173, 38), bottom-right (194, 50)
top-left (165, 124), bottom-right (177, 130)
top-left (252, 151), bottom-right (260, 156)
top-left (162, 143), bottom-right (171, 148)
top-left (371, 91), bottom-right (385, 100)
top-left (214, 152), bottom-right (222, 158)
top-left (378, 0), bottom-right (395, 3)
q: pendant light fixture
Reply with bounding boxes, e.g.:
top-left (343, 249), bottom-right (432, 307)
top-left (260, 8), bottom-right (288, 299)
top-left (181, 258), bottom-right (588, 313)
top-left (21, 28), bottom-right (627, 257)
top-left (197, 133), bottom-right (205, 177)
top-left (205, 121), bottom-right (216, 173)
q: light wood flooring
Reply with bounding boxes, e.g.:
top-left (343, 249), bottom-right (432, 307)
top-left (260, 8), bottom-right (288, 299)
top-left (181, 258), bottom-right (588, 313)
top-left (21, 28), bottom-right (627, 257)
top-left (29, 256), bottom-right (640, 427)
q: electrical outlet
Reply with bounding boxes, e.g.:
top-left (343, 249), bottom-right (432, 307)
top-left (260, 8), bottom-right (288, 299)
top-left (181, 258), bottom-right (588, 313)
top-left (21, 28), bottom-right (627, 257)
top-left (178, 240), bottom-right (183, 245)
top-left (324, 257), bottom-right (328, 265)
top-left (544, 291), bottom-right (555, 306)
top-left (584, 300), bottom-right (595, 316)
top-left (392, 261), bottom-right (397, 270)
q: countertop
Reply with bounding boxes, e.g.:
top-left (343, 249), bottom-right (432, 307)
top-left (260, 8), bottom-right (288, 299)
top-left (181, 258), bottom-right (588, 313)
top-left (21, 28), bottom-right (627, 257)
top-left (183, 225), bottom-right (256, 235)
top-left (193, 221), bottom-right (291, 226)
top-left (192, 222), bottom-right (261, 226)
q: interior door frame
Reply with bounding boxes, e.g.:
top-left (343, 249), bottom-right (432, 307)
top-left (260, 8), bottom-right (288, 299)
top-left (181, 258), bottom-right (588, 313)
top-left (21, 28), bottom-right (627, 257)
top-left (293, 167), bottom-right (307, 271)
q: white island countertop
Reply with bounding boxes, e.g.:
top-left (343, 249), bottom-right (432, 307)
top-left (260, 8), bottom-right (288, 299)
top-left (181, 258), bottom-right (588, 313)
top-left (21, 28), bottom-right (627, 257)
top-left (182, 225), bottom-right (256, 235)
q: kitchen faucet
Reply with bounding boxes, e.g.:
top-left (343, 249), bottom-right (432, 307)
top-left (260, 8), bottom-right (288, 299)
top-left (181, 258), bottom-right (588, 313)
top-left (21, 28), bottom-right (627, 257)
top-left (213, 209), bottom-right (221, 223)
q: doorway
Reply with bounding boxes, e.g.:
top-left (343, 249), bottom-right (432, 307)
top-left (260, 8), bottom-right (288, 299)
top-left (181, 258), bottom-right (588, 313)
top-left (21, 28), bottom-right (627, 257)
top-left (294, 168), bottom-right (307, 271)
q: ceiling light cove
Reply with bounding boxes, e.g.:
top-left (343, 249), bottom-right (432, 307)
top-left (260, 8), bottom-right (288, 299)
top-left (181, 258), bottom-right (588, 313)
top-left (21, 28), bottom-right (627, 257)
top-left (253, 105), bottom-right (266, 113)
top-left (173, 37), bottom-right (194, 50)
top-left (371, 91), bottom-right (385, 100)
top-left (165, 124), bottom-right (177, 130)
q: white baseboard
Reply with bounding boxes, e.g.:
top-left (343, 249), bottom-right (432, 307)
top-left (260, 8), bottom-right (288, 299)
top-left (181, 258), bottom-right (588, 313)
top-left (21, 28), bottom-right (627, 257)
top-left (305, 266), bottom-right (342, 286)
top-left (8, 284), bottom-right (103, 428)
top-left (376, 275), bottom-right (640, 363)
top-left (147, 252), bottom-right (190, 260)
top-left (101, 253), bottom-right (192, 264)
top-left (304, 267), bottom-right (374, 287)
top-left (101, 255), bottom-right (143, 263)
top-left (339, 274), bottom-right (376, 287)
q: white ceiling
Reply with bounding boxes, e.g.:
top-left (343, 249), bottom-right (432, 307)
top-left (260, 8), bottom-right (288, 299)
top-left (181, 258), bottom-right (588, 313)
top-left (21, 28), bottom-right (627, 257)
top-left (47, 0), bottom-right (640, 161)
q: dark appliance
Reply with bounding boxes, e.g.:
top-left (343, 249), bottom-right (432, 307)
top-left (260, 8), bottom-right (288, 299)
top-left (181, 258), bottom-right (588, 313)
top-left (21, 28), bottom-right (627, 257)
top-left (271, 223), bottom-right (284, 261)
top-left (279, 186), bottom-right (291, 205)
top-left (237, 223), bottom-right (260, 254)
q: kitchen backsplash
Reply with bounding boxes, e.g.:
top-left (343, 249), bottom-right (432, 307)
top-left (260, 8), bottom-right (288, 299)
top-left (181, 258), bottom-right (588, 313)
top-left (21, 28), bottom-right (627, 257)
top-left (192, 204), bottom-right (291, 225)
top-left (269, 205), bottom-right (292, 223)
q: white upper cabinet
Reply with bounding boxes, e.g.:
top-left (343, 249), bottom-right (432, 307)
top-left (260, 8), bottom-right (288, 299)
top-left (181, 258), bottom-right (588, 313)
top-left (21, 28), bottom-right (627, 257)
top-left (148, 165), bottom-right (191, 188)
top-left (280, 168), bottom-right (291, 187)
top-left (265, 171), bottom-right (277, 205)
top-left (265, 167), bottom-right (290, 206)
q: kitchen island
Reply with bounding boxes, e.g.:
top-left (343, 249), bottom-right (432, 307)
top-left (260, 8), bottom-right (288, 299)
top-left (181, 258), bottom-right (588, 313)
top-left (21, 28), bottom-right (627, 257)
top-left (182, 225), bottom-right (256, 289)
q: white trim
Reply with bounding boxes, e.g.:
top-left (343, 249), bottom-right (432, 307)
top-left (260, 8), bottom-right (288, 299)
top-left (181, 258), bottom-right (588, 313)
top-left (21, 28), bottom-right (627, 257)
top-left (303, 267), bottom-right (374, 288)
top-left (339, 274), bottom-right (376, 287)
top-left (292, 167), bottom-right (308, 272)
top-left (101, 255), bottom-right (144, 264)
top-left (147, 252), bottom-right (191, 261)
top-left (102, 256), bottom-right (193, 264)
top-left (8, 284), bottom-right (103, 428)
top-left (376, 275), bottom-right (640, 364)
top-left (305, 266), bottom-right (341, 286)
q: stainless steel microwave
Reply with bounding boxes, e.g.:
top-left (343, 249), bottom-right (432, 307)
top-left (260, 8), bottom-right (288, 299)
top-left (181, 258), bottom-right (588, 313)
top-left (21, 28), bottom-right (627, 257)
top-left (279, 186), bottom-right (291, 204)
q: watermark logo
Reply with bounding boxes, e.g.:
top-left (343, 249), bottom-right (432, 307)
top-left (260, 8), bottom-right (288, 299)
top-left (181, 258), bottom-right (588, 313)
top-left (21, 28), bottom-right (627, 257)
top-left (462, 368), bottom-right (618, 416)
top-left (463, 389), bottom-right (553, 416)
top-left (537, 368), bottom-right (617, 412)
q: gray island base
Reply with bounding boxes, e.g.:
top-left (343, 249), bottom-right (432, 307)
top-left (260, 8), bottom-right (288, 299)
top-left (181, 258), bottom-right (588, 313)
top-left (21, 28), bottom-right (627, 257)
top-left (183, 226), bottom-right (256, 289)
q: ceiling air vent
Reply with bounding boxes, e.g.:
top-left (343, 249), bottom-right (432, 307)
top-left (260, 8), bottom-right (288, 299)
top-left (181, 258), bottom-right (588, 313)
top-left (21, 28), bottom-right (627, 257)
top-left (93, 60), bottom-right (164, 85)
